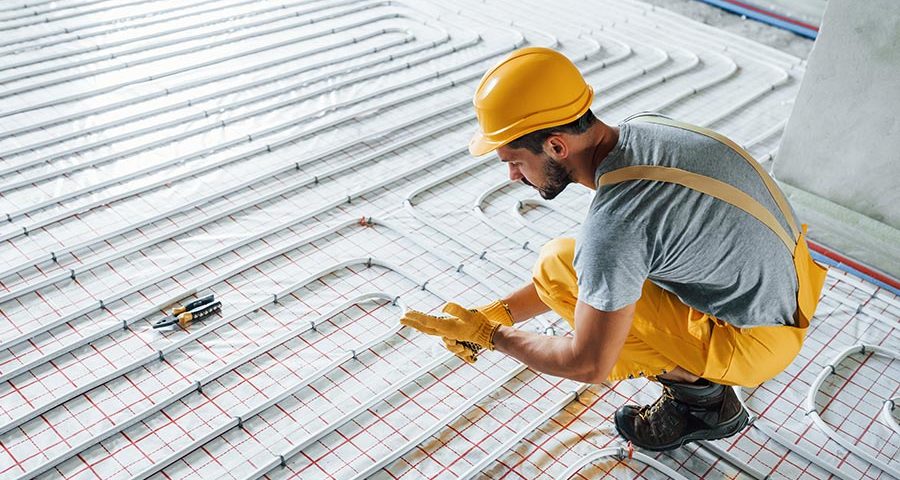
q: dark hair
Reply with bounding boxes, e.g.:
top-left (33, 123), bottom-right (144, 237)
top-left (507, 109), bottom-right (597, 154)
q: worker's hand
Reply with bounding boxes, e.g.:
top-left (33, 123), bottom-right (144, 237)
top-left (403, 300), bottom-right (512, 362)
top-left (401, 302), bottom-right (501, 350)
top-left (443, 337), bottom-right (480, 364)
top-left (442, 301), bottom-right (511, 363)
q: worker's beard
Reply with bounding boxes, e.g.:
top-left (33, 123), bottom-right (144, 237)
top-left (521, 155), bottom-right (573, 200)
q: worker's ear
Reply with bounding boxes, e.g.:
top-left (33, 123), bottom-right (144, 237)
top-left (543, 135), bottom-right (568, 160)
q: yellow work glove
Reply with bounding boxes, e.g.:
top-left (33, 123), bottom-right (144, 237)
top-left (440, 300), bottom-right (513, 363)
top-left (473, 300), bottom-right (514, 326)
top-left (443, 338), bottom-right (480, 364)
top-left (401, 302), bottom-right (502, 351)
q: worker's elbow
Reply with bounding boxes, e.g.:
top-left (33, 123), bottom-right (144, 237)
top-left (581, 366), bottom-right (610, 384)
top-left (569, 351), bottom-right (609, 384)
top-left (569, 366), bottom-right (607, 384)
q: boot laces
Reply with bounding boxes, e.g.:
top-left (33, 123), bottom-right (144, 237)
top-left (639, 387), bottom-right (675, 422)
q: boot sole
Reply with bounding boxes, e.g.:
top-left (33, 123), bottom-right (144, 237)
top-left (614, 407), bottom-right (750, 452)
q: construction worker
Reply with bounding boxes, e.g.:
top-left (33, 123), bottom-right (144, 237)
top-left (400, 47), bottom-right (828, 451)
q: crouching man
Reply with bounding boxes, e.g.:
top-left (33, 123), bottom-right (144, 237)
top-left (401, 47), bottom-right (827, 450)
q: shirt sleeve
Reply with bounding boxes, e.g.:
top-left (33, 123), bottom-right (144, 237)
top-left (574, 215), bottom-right (651, 312)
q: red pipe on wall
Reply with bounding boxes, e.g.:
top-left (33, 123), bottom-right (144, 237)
top-left (808, 239), bottom-right (900, 291)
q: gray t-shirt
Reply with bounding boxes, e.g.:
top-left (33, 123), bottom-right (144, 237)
top-left (574, 119), bottom-right (800, 327)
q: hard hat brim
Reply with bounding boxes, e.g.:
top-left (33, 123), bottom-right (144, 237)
top-left (468, 131), bottom-right (501, 157)
top-left (467, 85), bottom-right (594, 157)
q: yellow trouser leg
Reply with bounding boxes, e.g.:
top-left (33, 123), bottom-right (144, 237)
top-left (531, 238), bottom-right (676, 381)
top-left (531, 238), bottom-right (806, 387)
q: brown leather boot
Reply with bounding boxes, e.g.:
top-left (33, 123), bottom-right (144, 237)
top-left (614, 378), bottom-right (749, 451)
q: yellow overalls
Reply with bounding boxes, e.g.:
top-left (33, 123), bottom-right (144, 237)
top-left (531, 115), bottom-right (829, 387)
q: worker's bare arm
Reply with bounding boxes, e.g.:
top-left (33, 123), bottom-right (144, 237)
top-left (501, 283), bottom-right (551, 323)
top-left (492, 300), bottom-right (634, 383)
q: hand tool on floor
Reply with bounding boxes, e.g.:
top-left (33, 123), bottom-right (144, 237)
top-left (153, 294), bottom-right (221, 330)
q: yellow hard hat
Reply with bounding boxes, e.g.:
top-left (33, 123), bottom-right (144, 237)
top-left (468, 47), bottom-right (594, 156)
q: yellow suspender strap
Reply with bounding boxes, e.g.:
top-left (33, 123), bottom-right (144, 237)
top-left (626, 114), bottom-right (801, 242)
top-left (599, 166), bottom-right (797, 253)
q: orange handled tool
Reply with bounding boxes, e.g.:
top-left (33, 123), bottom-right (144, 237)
top-left (153, 294), bottom-right (221, 330)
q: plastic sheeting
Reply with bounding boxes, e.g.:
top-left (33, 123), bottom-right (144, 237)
top-left (0, 0), bottom-right (896, 479)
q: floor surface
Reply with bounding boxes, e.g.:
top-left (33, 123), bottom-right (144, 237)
top-left (0, 0), bottom-right (896, 479)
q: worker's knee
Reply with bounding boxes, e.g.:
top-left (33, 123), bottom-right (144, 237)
top-left (735, 339), bottom-right (803, 387)
top-left (533, 237), bottom-right (576, 278)
top-left (532, 238), bottom-right (577, 292)
top-left (532, 238), bottom-right (578, 325)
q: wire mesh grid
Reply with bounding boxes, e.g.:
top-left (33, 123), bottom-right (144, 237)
top-left (0, 0), bottom-right (897, 478)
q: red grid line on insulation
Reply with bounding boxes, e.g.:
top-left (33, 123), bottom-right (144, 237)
top-left (1, 235), bottom-right (325, 421)
top-left (72, 299), bottom-right (413, 479)
top-left (278, 355), bottom-right (527, 479)
top-left (0, 118), bottom-right (478, 370)
top-left (386, 369), bottom-right (578, 479)
top-left (1, 1), bottom-right (897, 479)
top-left (0, 227), bottom-right (440, 478)
top-left (1, 213), bottom-right (506, 476)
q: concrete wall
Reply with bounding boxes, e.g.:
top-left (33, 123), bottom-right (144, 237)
top-left (773, 0), bottom-right (900, 229)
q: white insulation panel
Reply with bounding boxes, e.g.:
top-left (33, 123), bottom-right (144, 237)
top-left (0, 0), bottom-right (897, 479)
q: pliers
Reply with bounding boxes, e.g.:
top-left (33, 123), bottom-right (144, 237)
top-left (153, 294), bottom-right (221, 330)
